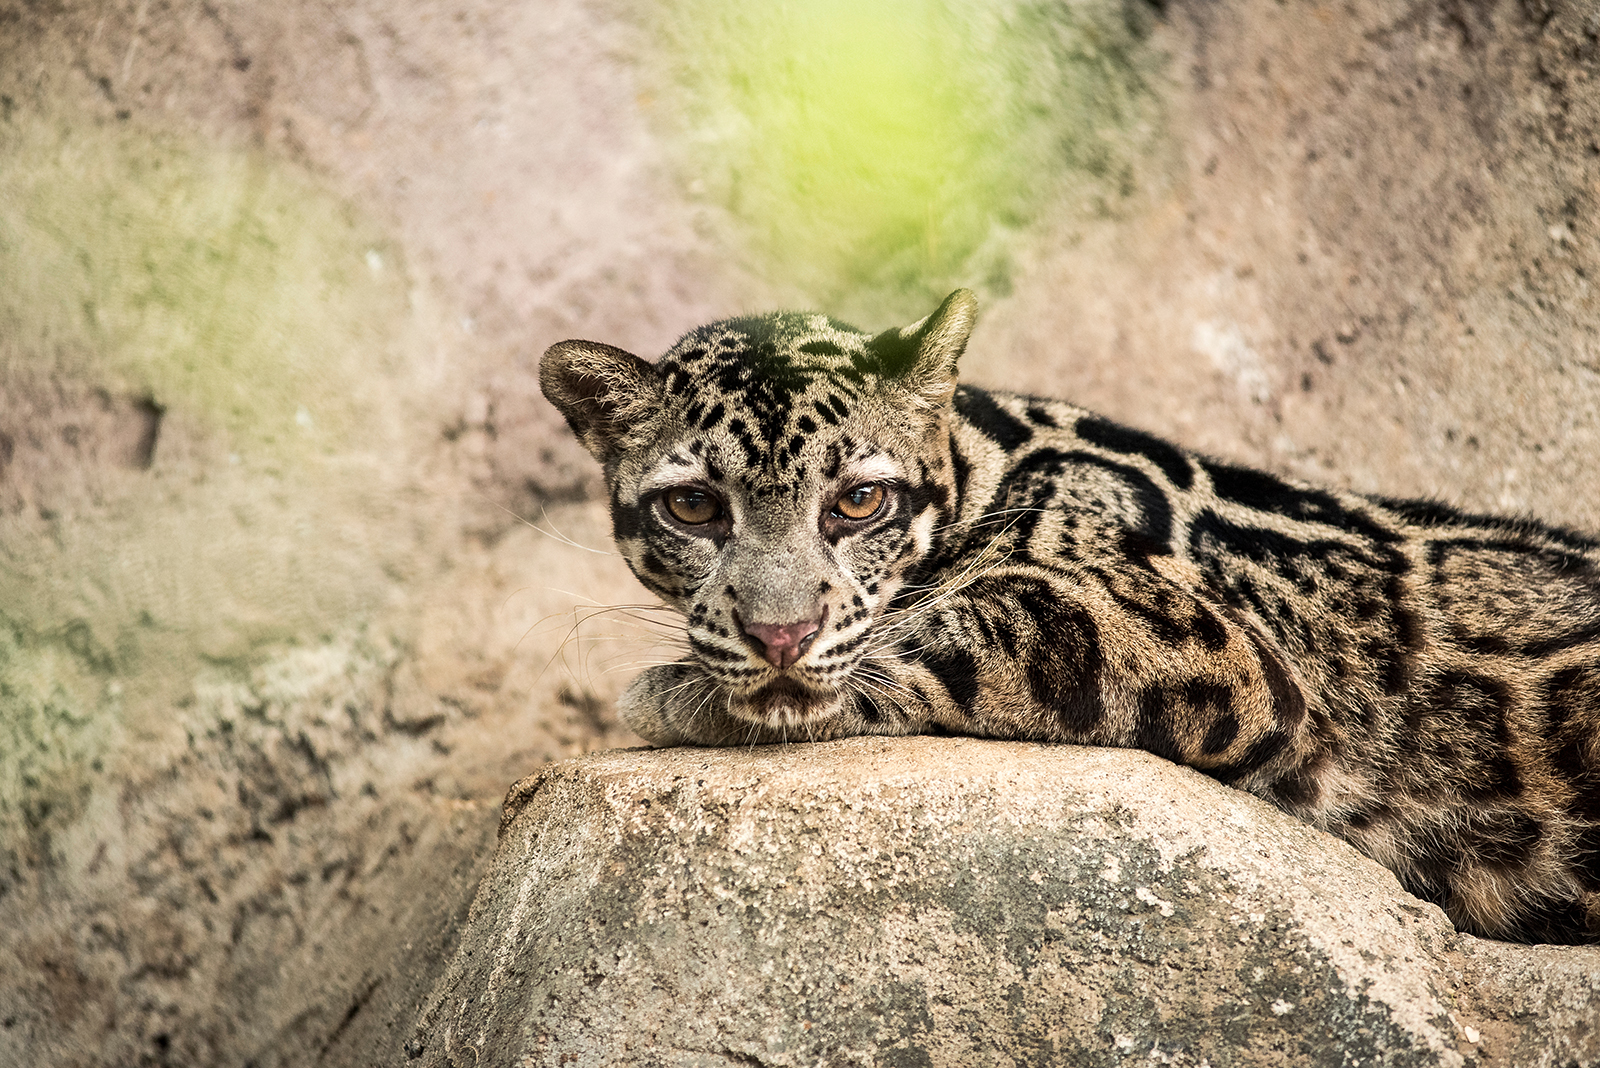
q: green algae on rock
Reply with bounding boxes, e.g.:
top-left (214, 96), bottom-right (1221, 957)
top-left (647, 0), bottom-right (1164, 317)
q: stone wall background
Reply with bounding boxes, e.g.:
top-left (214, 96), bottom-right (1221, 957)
top-left (0, 0), bottom-right (1596, 1064)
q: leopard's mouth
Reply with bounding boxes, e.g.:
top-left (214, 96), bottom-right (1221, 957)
top-left (728, 675), bottom-right (837, 726)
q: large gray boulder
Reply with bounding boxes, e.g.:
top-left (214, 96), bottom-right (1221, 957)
top-left (407, 737), bottom-right (1600, 1067)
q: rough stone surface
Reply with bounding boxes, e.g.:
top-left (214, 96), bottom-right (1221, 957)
top-left (982, 0), bottom-right (1600, 530)
top-left (411, 738), bottom-right (1600, 1068)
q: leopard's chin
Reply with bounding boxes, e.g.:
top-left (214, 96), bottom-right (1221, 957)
top-left (727, 675), bottom-right (840, 728)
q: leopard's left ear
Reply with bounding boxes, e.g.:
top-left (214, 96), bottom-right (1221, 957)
top-left (868, 288), bottom-right (978, 411)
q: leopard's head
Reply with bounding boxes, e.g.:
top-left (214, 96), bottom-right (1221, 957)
top-left (540, 289), bottom-right (977, 728)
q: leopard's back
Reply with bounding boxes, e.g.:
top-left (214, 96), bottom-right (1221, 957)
top-left (932, 385), bottom-right (1600, 942)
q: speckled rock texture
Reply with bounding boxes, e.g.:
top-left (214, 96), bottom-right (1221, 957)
top-left (409, 738), bottom-right (1600, 1068)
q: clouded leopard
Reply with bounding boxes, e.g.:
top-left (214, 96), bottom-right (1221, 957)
top-left (541, 289), bottom-right (1600, 944)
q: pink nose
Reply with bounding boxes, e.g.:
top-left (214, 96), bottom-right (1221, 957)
top-left (741, 617), bottom-right (822, 670)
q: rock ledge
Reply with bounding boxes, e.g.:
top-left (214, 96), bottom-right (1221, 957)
top-left (409, 737), bottom-right (1600, 1068)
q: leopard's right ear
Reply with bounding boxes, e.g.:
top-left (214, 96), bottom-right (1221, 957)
top-left (869, 288), bottom-right (978, 412)
top-left (539, 340), bottom-right (663, 462)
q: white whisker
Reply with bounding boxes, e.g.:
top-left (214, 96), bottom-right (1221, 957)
top-left (474, 492), bottom-right (618, 556)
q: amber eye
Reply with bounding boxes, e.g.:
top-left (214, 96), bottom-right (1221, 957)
top-left (663, 487), bottom-right (723, 526)
top-left (833, 483), bottom-right (886, 521)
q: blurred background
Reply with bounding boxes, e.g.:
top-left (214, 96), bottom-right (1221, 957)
top-left (1, 0), bottom-right (1597, 1062)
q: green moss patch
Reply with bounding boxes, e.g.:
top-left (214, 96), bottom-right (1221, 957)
top-left (0, 110), bottom-right (408, 451)
top-left (651, 0), bottom-right (1162, 316)
top-left (0, 108), bottom-right (430, 852)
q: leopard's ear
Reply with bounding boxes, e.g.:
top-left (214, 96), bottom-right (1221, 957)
top-left (868, 288), bottom-right (978, 411)
top-left (540, 340), bottom-right (663, 462)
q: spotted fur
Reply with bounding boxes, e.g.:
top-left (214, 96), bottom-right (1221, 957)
top-left (541, 289), bottom-right (1600, 944)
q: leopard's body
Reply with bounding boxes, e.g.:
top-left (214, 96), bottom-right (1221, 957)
top-left (541, 290), bottom-right (1600, 943)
